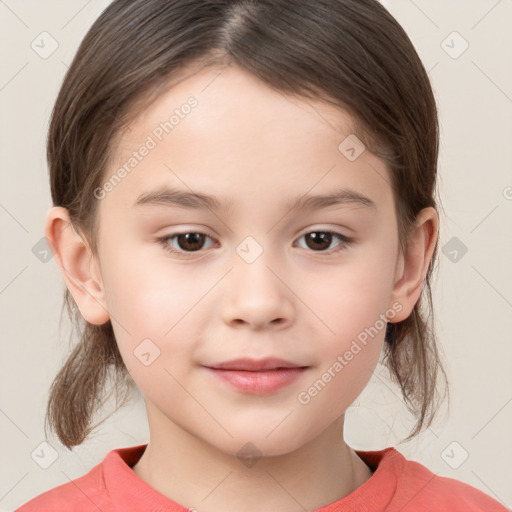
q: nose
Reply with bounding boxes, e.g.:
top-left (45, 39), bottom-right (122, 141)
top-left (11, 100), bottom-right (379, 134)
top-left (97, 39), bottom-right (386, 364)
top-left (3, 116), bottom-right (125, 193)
top-left (220, 249), bottom-right (295, 330)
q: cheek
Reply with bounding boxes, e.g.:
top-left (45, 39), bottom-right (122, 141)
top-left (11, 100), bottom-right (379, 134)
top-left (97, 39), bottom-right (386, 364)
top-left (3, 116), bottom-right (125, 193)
top-left (295, 241), bottom-right (394, 403)
top-left (298, 318), bottom-right (385, 420)
top-left (297, 246), bottom-right (396, 340)
top-left (98, 251), bottom-right (197, 387)
top-left (100, 240), bottom-right (189, 332)
top-left (104, 266), bottom-right (197, 401)
top-left (99, 242), bottom-right (218, 370)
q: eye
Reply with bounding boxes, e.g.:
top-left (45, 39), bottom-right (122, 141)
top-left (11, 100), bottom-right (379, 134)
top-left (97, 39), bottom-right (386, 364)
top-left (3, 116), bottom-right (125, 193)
top-left (295, 230), bottom-right (353, 254)
top-left (157, 231), bottom-right (217, 257)
top-left (156, 229), bottom-right (354, 258)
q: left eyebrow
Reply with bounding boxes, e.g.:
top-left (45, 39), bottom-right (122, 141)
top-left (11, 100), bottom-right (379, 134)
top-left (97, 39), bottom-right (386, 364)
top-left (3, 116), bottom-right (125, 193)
top-left (133, 186), bottom-right (377, 213)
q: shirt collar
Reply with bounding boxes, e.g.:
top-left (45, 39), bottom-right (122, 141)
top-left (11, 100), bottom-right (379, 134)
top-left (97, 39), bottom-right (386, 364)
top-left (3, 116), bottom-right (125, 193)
top-left (103, 443), bottom-right (401, 511)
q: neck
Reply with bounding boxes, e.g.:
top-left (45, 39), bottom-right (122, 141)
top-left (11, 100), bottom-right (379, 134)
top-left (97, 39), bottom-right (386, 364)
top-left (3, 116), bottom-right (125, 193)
top-left (132, 404), bottom-right (373, 512)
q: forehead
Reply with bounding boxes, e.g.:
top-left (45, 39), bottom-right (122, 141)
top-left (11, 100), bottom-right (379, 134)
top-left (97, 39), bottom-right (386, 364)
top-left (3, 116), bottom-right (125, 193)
top-left (101, 63), bottom-right (392, 218)
top-left (112, 59), bottom-right (366, 158)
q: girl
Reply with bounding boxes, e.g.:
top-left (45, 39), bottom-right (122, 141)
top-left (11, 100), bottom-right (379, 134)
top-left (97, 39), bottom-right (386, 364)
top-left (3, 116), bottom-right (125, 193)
top-left (16, 0), bottom-right (508, 510)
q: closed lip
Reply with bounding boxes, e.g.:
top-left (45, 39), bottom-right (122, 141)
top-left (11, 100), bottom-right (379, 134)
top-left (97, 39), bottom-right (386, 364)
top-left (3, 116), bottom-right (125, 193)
top-left (204, 357), bottom-right (308, 372)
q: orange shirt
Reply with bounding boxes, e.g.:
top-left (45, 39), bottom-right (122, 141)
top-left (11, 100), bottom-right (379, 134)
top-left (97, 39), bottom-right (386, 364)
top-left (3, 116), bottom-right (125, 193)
top-left (16, 444), bottom-right (508, 511)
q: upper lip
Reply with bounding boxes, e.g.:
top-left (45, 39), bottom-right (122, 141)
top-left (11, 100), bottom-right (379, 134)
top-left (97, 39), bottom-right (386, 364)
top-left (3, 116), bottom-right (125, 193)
top-left (205, 357), bottom-right (308, 371)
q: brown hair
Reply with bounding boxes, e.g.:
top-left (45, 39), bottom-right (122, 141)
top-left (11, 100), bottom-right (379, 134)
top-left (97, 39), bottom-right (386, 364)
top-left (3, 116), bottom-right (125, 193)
top-left (45, 0), bottom-right (449, 449)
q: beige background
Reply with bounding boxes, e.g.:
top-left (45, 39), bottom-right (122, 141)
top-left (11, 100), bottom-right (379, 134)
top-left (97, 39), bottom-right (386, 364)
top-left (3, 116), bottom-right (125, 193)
top-left (1, 0), bottom-right (511, 510)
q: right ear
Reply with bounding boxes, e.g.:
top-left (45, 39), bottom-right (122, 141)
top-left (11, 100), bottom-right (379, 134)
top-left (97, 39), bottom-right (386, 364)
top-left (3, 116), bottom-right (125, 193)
top-left (45, 206), bottom-right (110, 325)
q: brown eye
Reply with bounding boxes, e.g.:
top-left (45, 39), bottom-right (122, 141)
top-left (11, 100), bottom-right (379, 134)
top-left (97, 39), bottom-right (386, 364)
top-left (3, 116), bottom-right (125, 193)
top-left (157, 229), bottom-right (353, 259)
top-left (296, 230), bottom-right (353, 253)
top-left (157, 231), bottom-right (216, 257)
top-left (304, 232), bottom-right (333, 251)
top-left (174, 232), bottom-right (207, 252)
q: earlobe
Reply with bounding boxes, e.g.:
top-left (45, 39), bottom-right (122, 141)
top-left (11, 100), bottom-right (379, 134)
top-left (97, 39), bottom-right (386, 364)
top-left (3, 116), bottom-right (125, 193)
top-left (387, 207), bottom-right (439, 322)
top-left (45, 206), bottom-right (110, 325)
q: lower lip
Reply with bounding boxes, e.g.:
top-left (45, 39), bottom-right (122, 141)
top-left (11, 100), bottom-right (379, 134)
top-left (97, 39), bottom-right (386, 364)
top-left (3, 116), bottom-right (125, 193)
top-left (204, 367), bottom-right (307, 394)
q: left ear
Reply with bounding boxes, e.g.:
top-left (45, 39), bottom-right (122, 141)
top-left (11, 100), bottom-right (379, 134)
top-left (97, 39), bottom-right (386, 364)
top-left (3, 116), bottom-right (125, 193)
top-left (387, 206), bottom-right (439, 322)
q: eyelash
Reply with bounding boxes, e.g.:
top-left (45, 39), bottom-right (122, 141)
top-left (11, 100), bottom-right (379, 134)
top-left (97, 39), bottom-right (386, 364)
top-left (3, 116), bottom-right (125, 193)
top-left (156, 229), bottom-right (354, 258)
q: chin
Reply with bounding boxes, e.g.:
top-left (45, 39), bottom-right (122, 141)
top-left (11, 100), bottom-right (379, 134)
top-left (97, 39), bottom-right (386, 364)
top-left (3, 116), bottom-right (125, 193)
top-left (207, 428), bottom-right (311, 461)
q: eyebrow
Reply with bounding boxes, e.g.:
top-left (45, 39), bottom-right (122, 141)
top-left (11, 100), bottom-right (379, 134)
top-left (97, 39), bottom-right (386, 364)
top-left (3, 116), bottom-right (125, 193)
top-left (133, 186), bottom-right (376, 212)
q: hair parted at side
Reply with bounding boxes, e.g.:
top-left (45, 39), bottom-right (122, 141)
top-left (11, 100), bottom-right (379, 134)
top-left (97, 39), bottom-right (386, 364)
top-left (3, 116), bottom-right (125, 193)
top-left (45, 0), bottom-right (449, 449)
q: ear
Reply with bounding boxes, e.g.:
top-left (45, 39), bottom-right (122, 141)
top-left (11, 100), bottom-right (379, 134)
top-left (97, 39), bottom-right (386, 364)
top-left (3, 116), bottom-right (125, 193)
top-left (387, 207), bottom-right (438, 322)
top-left (45, 206), bottom-right (110, 325)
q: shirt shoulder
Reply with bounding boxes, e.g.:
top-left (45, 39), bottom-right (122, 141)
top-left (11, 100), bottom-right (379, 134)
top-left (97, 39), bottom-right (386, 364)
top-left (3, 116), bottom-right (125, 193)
top-left (389, 451), bottom-right (508, 512)
top-left (15, 444), bottom-right (187, 512)
top-left (15, 460), bottom-right (109, 512)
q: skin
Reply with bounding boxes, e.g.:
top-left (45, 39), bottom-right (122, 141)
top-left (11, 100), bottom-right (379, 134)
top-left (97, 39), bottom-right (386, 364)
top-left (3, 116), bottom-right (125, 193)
top-left (46, 62), bottom-right (438, 511)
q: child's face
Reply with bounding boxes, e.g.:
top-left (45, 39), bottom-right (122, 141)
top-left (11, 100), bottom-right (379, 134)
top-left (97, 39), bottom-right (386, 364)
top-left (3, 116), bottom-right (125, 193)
top-left (93, 63), bottom-right (404, 456)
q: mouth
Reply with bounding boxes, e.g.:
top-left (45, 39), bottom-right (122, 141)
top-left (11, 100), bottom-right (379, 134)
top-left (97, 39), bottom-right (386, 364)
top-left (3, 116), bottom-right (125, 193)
top-left (205, 357), bottom-right (308, 372)
top-left (202, 357), bottom-right (310, 394)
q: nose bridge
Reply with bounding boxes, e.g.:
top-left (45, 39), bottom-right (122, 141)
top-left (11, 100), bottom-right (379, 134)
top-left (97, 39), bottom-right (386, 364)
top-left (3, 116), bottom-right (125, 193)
top-left (234, 233), bottom-right (283, 295)
top-left (220, 234), bottom-right (294, 328)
